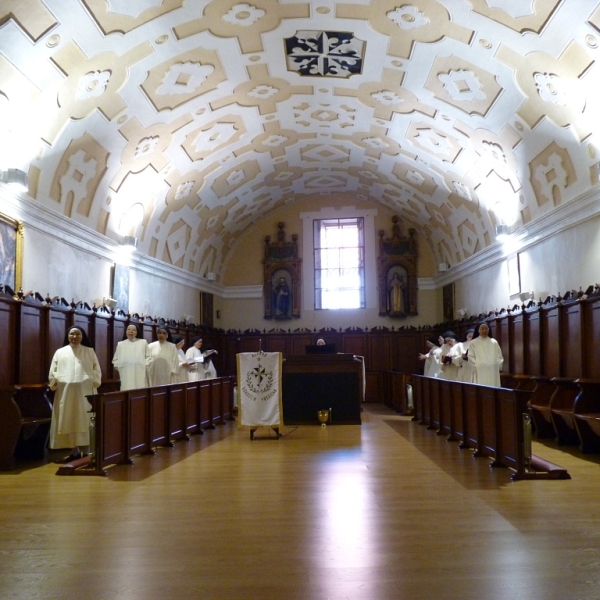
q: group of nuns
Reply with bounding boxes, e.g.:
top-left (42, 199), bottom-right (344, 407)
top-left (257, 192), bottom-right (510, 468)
top-left (418, 322), bottom-right (504, 386)
top-left (48, 324), bottom-right (218, 462)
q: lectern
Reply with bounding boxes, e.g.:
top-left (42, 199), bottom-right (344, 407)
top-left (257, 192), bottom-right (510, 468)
top-left (282, 354), bottom-right (362, 425)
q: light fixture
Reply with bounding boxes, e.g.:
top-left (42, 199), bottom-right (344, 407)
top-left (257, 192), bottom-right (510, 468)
top-left (456, 308), bottom-right (467, 317)
top-left (102, 297), bottom-right (118, 309)
top-left (495, 224), bottom-right (511, 240)
top-left (437, 262), bottom-right (449, 272)
top-left (518, 291), bottom-right (533, 303)
top-left (119, 235), bottom-right (138, 249)
top-left (0, 168), bottom-right (28, 191)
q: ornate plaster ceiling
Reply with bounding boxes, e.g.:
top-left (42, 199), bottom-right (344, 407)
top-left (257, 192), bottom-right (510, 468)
top-left (1, 0), bottom-right (600, 277)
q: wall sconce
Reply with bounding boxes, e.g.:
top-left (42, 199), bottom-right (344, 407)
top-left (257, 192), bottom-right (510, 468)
top-left (119, 235), bottom-right (138, 249)
top-left (495, 224), bottom-right (512, 240)
top-left (0, 168), bottom-right (28, 191)
top-left (456, 308), bottom-right (467, 318)
top-left (437, 262), bottom-right (449, 272)
top-left (102, 297), bottom-right (118, 309)
top-left (518, 291), bottom-right (533, 303)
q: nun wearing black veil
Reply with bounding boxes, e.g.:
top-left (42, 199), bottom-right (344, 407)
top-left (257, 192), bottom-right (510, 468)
top-left (147, 326), bottom-right (179, 386)
top-left (48, 326), bottom-right (101, 461)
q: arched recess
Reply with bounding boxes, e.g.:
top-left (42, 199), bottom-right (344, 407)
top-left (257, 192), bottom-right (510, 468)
top-left (377, 217), bottom-right (418, 317)
top-left (263, 222), bottom-right (302, 320)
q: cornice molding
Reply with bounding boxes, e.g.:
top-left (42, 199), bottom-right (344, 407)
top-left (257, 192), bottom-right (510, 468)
top-left (3, 182), bottom-right (599, 296)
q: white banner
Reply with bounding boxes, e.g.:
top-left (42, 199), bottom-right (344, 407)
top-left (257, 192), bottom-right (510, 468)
top-left (237, 352), bottom-right (283, 427)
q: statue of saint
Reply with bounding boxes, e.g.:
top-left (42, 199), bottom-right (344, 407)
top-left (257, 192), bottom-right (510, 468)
top-left (388, 272), bottom-right (405, 315)
top-left (273, 276), bottom-right (290, 318)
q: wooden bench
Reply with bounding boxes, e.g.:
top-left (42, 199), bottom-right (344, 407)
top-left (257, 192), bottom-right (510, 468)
top-left (549, 378), bottom-right (580, 446)
top-left (573, 379), bottom-right (600, 454)
top-left (528, 376), bottom-right (556, 439)
top-left (0, 385), bottom-right (53, 470)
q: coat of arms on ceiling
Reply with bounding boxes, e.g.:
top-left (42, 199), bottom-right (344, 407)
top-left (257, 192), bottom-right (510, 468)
top-left (377, 216), bottom-right (418, 318)
top-left (285, 31), bottom-right (365, 78)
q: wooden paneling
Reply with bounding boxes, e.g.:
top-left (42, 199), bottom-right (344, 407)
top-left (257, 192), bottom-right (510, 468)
top-left (562, 301), bottom-right (583, 379)
top-left (495, 312), bottom-right (510, 375)
top-left (342, 332), bottom-right (366, 358)
top-left (367, 333), bottom-right (391, 371)
top-left (396, 333), bottom-right (418, 374)
top-left (19, 301), bottom-right (47, 384)
top-left (94, 309), bottom-right (113, 380)
top-left (541, 306), bottom-right (560, 376)
top-left (264, 335), bottom-right (288, 355)
top-left (0, 296), bottom-right (17, 386)
top-left (526, 308), bottom-right (541, 375)
top-left (584, 298), bottom-right (600, 379)
top-left (291, 334), bottom-right (312, 355)
top-left (511, 311), bottom-right (524, 375)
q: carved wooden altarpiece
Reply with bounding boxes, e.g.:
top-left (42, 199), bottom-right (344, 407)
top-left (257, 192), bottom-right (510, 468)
top-left (263, 222), bottom-right (301, 320)
top-left (378, 216), bottom-right (418, 317)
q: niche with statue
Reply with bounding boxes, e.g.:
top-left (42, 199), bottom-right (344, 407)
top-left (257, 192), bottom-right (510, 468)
top-left (377, 216), bottom-right (418, 318)
top-left (263, 222), bottom-right (301, 320)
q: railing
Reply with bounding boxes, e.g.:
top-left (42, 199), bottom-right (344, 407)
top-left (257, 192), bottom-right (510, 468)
top-left (411, 375), bottom-right (570, 480)
top-left (86, 376), bottom-right (235, 475)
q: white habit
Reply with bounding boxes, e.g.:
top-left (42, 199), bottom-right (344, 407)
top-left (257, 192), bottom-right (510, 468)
top-left (147, 340), bottom-right (179, 386)
top-left (203, 358), bottom-right (217, 380)
top-left (424, 347), bottom-right (442, 378)
top-left (112, 338), bottom-right (151, 390)
top-left (185, 346), bottom-right (204, 382)
top-left (469, 336), bottom-right (504, 387)
top-left (454, 340), bottom-right (474, 383)
top-left (175, 348), bottom-right (189, 383)
top-left (49, 344), bottom-right (101, 448)
top-left (439, 343), bottom-right (462, 380)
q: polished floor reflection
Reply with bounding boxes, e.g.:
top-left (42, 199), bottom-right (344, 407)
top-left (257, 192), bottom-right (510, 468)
top-left (1, 404), bottom-right (599, 600)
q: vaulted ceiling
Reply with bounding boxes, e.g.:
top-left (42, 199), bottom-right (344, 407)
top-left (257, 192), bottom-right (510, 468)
top-left (1, 0), bottom-right (599, 278)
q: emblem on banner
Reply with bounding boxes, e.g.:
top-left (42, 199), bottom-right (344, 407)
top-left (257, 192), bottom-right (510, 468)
top-left (242, 355), bottom-right (276, 401)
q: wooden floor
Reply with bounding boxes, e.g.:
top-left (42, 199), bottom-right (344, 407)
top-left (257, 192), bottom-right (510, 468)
top-left (2, 404), bottom-right (600, 600)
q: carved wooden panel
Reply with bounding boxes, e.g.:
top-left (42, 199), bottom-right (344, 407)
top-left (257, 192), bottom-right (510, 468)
top-left (495, 312), bottom-right (510, 374)
top-left (526, 309), bottom-right (541, 376)
top-left (263, 222), bottom-right (301, 320)
top-left (168, 385), bottom-right (186, 440)
top-left (264, 335), bottom-right (289, 355)
top-left (291, 334), bottom-right (312, 355)
top-left (562, 301), bottom-right (583, 379)
top-left (0, 297), bottom-right (17, 386)
top-left (377, 217), bottom-right (418, 317)
top-left (396, 333), bottom-right (419, 374)
top-left (19, 302), bottom-right (47, 384)
top-left (511, 311), bottom-right (525, 375)
top-left (343, 333), bottom-right (366, 357)
top-left (541, 306), bottom-right (560, 377)
top-left (367, 333), bottom-right (391, 372)
top-left (150, 388), bottom-right (169, 447)
top-left (94, 309), bottom-right (113, 381)
top-left (584, 298), bottom-right (600, 379)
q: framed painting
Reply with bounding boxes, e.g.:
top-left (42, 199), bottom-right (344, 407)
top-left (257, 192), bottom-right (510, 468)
top-left (112, 264), bottom-right (130, 313)
top-left (0, 213), bottom-right (23, 293)
top-left (442, 283), bottom-right (454, 323)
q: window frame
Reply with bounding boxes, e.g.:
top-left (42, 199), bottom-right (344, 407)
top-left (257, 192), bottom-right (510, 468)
top-left (313, 217), bottom-right (366, 310)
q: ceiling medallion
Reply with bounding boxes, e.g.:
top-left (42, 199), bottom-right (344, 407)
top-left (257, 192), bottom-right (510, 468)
top-left (285, 31), bottom-right (365, 78)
